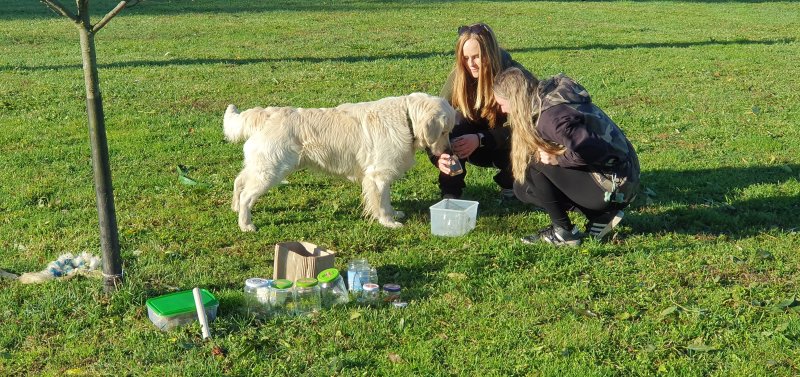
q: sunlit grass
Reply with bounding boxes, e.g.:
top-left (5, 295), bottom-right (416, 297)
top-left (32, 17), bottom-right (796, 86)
top-left (1, 0), bottom-right (799, 375)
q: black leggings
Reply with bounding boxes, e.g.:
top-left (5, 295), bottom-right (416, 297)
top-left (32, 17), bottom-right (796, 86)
top-left (513, 162), bottom-right (621, 229)
top-left (434, 122), bottom-right (513, 197)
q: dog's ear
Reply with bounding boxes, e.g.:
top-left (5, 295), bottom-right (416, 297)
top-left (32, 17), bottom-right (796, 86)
top-left (407, 94), bottom-right (455, 147)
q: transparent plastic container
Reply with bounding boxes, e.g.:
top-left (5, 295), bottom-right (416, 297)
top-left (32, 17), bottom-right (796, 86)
top-left (359, 283), bottom-right (381, 305)
top-left (244, 278), bottom-right (272, 317)
top-left (429, 199), bottom-right (479, 236)
top-left (269, 279), bottom-right (294, 316)
top-left (382, 283), bottom-right (401, 303)
top-left (317, 268), bottom-right (350, 308)
top-left (294, 278), bottom-right (321, 316)
top-left (146, 289), bottom-right (218, 331)
top-left (347, 259), bottom-right (369, 293)
top-left (448, 155), bottom-right (464, 176)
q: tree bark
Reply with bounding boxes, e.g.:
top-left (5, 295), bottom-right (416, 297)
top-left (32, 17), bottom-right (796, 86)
top-left (75, 3), bottom-right (123, 292)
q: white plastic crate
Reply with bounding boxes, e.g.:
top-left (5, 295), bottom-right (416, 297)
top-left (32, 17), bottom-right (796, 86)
top-left (429, 199), bottom-right (479, 236)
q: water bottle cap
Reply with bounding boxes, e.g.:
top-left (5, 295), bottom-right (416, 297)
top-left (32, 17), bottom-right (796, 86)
top-left (245, 278), bottom-right (271, 288)
top-left (295, 277), bottom-right (319, 288)
top-left (272, 279), bottom-right (294, 289)
top-left (317, 268), bottom-right (340, 283)
top-left (362, 283), bottom-right (379, 292)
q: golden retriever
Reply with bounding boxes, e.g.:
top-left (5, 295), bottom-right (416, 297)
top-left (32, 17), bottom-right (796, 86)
top-left (224, 93), bottom-right (455, 231)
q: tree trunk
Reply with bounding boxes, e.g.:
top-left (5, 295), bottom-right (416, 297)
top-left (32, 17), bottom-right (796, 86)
top-left (76, 9), bottom-right (123, 292)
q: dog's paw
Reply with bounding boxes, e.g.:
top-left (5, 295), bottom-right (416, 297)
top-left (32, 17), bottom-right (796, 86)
top-left (393, 210), bottom-right (406, 220)
top-left (379, 218), bottom-right (403, 229)
top-left (231, 203), bottom-right (239, 212)
top-left (239, 223), bottom-right (257, 232)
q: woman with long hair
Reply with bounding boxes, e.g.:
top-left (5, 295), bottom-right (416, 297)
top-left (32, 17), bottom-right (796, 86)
top-left (493, 67), bottom-right (640, 246)
top-left (434, 23), bottom-right (524, 200)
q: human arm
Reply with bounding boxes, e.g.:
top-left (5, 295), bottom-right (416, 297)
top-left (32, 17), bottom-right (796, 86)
top-left (538, 105), bottom-right (612, 168)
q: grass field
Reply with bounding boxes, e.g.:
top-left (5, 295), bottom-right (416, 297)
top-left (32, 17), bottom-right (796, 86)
top-left (1, 0), bottom-right (800, 375)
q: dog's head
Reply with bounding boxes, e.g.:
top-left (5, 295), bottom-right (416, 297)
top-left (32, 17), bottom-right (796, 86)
top-left (406, 93), bottom-right (456, 155)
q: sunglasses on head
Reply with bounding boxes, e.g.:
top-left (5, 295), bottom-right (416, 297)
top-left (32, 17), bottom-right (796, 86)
top-left (458, 24), bottom-right (490, 36)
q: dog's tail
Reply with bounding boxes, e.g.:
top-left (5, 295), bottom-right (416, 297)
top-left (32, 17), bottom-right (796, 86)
top-left (223, 104), bottom-right (248, 142)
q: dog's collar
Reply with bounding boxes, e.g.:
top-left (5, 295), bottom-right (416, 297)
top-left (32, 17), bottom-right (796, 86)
top-left (406, 112), bottom-right (416, 144)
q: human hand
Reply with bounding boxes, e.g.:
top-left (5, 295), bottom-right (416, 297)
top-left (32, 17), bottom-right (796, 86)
top-left (450, 134), bottom-right (480, 159)
top-left (538, 148), bottom-right (559, 165)
top-left (437, 153), bottom-right (454, 175)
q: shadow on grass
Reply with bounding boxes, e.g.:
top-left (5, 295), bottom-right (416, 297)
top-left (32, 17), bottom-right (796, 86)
top-left (1, 38), bottom-right (793, 72)
top-left (472, 164), bottom-right (800, 240)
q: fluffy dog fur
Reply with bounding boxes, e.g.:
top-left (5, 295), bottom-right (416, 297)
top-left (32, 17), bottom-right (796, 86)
top-left (224, 93), bottom-right (456, 231)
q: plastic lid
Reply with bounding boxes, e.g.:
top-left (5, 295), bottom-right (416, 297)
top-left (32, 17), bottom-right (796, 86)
top-left (317, 268), bottom-right (340, 283)
top-left (272, 279), bottom-right (293, 289)
top-left (245, 278), bottom-right (271, 288)
top-left (296, 277), bottom-right (318, 288)
top-left (383, 283), bottom-right (401, 292)
top-left (146, 289), bottom-right (218, 317)
top-left (362, 283), bottom-right (379, 292)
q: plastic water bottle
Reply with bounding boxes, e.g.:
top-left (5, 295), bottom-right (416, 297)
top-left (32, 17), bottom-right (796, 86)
top-left (347, 259), bottom-right (369, 293)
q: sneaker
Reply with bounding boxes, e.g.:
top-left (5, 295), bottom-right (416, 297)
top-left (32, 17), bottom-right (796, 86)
top-left (586, 210), bottom-right (624, 240)
top-left (521, 224), bottom-right (584, 246)
top-left (441, 193), bottom-right (460, 200)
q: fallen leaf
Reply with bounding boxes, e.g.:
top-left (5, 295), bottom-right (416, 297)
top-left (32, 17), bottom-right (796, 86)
top-left (177, 165), bottom-right (210, 188)
top-left (766, 359), bottom-right (779, 368)
top-left (211, 345), bottom-right (227, 358)
top-left (349, 311), bottom-right (362, 320)
top-left (776, 296), bottom-right (798, 309)
top-left (446, 272), bottom-right (467, 281)
top-left (614, 312), bottom-right (632, 321)
top-left (388, 353), bottom-right (404, 364)
top-left (659, 305), bottom-right (679, 318)
top-left (686, 343), bottom-right (717, 352)
top-left (756, 249), bottom-right (774, 261)
top-left (571, 307), bottom-right (598, 318)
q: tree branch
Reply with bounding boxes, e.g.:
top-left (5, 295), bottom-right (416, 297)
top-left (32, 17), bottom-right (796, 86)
top-left (92, 1), bottom-right (128, 34)
top-left (40, 0), bottom-right (78, 22)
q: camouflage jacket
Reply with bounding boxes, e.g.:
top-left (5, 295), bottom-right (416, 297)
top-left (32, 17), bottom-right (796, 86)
top-left (536, 74), bottom-right (639, 177)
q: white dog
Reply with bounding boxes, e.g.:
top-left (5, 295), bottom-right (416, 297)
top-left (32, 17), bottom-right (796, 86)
top-left (224, 93), bottom-right (455, 231)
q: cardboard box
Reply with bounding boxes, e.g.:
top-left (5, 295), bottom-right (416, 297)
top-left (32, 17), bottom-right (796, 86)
top-left (273, 241), bottom-right (336, 281)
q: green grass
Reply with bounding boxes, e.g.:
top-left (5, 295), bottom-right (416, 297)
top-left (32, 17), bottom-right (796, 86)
top-left (2, 0), bottom-right (800, 375)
